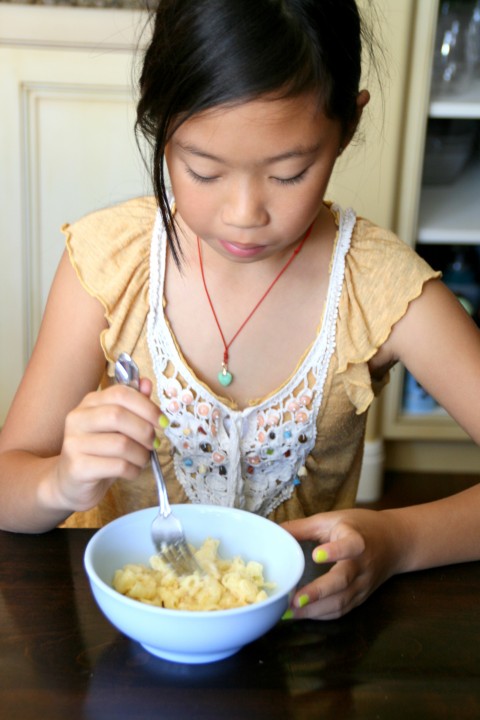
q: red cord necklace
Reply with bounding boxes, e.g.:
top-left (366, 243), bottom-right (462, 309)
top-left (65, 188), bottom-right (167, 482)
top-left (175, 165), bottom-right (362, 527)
top-left (197, 223), bottom-right (314, 387)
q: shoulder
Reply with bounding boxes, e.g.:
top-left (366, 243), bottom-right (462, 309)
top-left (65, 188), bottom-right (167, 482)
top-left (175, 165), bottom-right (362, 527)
top-left (63, 196), bottom-right (157, 244)
top-left (63, 196), bottom-right (158, 314)
top-left (333, 209), bottom-right (441, 412)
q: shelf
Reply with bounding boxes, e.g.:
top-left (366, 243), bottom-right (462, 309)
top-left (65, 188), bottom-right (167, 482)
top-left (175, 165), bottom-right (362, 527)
top-left (417, 160), bottom-right (480, 244)
top-left (430, 79), bottom-right (480, 118)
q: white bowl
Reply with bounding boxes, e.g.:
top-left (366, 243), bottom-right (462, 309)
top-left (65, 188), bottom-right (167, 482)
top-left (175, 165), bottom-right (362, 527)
top-left (84, 505), bottom-right (305, 664)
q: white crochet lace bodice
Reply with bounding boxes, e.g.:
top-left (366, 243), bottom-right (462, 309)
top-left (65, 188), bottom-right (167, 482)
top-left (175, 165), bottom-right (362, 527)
top-left (147, 205), bottom-right (356, 516)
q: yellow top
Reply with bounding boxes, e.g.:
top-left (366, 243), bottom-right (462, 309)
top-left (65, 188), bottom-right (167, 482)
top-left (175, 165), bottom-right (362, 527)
top-left (61, 196), bottom-right (440, 527)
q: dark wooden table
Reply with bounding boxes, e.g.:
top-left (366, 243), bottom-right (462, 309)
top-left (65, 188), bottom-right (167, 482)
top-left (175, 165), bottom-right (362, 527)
top-left (1, 528), bottom-right (479, 720)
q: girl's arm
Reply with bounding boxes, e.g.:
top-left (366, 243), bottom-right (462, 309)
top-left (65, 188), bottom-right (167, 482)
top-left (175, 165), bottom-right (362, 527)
top-left (284, 278), bottom-right (480, 619)
top-left (374, 277), bottom-right (480, 571)
top-left (0, 251), bottom-right (160, 533)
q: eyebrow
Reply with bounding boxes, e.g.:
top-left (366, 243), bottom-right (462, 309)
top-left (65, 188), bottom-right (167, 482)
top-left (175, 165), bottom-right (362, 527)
top-left (175, 140), bottom-right (320, 165)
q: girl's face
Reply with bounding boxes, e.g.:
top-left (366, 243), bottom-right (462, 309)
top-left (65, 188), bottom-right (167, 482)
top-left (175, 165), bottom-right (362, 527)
top-left (165, 92), bottom-right (348, 262)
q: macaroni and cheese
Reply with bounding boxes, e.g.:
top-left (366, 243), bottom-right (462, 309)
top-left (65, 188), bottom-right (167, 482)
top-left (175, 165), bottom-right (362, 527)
top-left (113, 538), bottom-right (273, 611)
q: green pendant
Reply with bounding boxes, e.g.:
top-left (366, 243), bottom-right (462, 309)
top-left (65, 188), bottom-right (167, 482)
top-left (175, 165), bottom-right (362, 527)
top-left (218, 367), bottom-right (233, 386)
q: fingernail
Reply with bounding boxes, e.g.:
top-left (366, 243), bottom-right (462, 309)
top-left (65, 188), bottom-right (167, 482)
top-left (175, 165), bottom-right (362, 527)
top-left (298, 594), bottom-right (309, 608)
top-left (158, 414), bottom-right (169, 428)
top-left (282, 609), bottom-right (294, 620)
top-left (153, 437), bottom-right (161, 450)
top-left (314, 548), bottom-right (329, 564)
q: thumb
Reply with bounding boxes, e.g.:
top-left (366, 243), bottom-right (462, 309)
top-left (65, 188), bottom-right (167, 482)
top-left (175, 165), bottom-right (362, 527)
top-left (281, 513), bottom-right (338, 544)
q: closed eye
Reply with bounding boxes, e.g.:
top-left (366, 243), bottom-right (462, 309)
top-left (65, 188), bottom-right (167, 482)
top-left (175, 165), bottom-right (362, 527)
top-left (186, 167), bottom-right (219, 184)
top-left (273, 168), bottom-right (309, 186)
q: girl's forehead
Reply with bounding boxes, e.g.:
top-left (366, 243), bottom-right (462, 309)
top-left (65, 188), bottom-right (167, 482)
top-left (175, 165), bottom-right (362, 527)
top-left (188, 92), bottom-right (323, 127)
top-left (172, 93), bottom-right (341, 150)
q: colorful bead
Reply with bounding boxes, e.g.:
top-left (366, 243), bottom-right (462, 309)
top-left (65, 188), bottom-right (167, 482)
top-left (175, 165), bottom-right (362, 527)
top-left (288, 400), bottom-right (300, 413)
top-left (197, 464), bottom-right (208, 475)
top-left (298, 434), bottom-right (308, 444)
top-left (300, 393), bottom-right (312, 406)
top-left (200, 442), bottom-right (212, 453)
top-left (298, 465), bottom-right (308, 477)
top-left (284, 429), bottom-right (292, 439)
top-left (198, 403), bottom-right (211, 417)
top-left (257, 414), bottom-right (266, 428)
top-left (295, 411), bottom-right (308, 424)
top-left (218, 465), bottom-right (227, 475)
top-left (258, 431), bottom-right (266, 443)
top-left (269, 431), bottom-right (276, 440)
top-left (212, 451), bottom-right (225, 464)
top-left (247, 455), bottom-right (261, 466)
top-left (247, 466), bottom-right (254, 474)
top-left (293, 476), bottom-right (301, 486)
top-left (165, 382), bottom-right (179, 398)
top-left (183, 427), bottom-right (192, 436)
top-left (168, 400), bottom-right (179, 413)
top-left (267, 412), bottom-right (280, 426)
top-left (181, 390), bottom-right (194, 405)
top-left (183, 458), bottom-right (193, 468)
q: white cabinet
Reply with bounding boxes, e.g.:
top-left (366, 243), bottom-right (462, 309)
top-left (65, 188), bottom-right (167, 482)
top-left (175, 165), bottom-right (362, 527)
top-left (0, 5), bottom-right (151, 424)
top-left (382, 0), bottom-right (480, 472)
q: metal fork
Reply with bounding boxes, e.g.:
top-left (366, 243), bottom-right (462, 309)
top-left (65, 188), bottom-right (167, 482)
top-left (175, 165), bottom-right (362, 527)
top-left (114, 352), bottom-right (202, 576)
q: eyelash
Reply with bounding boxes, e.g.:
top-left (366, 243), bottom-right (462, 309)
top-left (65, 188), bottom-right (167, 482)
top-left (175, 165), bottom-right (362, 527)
top-left (274, 169), bottom-right (309, 186)
top-left (186, 167), bottom-right (217, 184)
top-left (185, 167), bottom-right (309, 186)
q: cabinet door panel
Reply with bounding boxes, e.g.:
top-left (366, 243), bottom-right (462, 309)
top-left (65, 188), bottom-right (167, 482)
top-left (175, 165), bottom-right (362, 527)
top-left (0, 46), bottom-right (150, 424)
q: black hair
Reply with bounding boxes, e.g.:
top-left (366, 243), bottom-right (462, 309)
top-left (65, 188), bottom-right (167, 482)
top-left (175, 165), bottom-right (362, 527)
top-left (136, 0), bottom-right (378, 263)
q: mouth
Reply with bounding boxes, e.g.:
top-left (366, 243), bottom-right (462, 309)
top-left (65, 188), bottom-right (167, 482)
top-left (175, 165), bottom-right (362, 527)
top-left (218, 239), bottom-right (266, 258)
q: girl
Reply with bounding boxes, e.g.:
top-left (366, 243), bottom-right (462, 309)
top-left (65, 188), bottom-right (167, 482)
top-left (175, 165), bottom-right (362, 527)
top-left (0, 0), bottom-right (479, 621)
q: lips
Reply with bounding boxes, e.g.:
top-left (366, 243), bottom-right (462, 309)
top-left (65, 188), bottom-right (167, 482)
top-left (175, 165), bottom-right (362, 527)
top-left (218, 239), bottom-right (266, 258)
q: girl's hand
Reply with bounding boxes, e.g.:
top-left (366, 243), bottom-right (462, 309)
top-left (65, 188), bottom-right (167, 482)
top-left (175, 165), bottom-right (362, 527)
top-left (52, 378), bottom-right (161, 513)
top-left (282, 509), bottom-right (402, 620)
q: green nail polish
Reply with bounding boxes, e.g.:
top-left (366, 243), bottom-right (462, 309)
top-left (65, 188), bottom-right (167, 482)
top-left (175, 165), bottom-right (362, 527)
top-left (153, 437), bottom-right (160, 450)
top-left (298, 594), bottom-right (309, 608)
top-left (314, 548), bottom-right (329, 564)
top-left (282, 609), bottom-right (294, 620)
top-left (158, 414), bottom-right (169, 428)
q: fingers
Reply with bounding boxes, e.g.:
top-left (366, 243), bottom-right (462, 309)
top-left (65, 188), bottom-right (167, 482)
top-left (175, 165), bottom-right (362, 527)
top-left (281, 514), bottom-right (370, 620)
top-left (282, 513), bottom-right (366, 562)
top-left (312, 527), bottom-right (365, 565)
top-left (57, 383), bottom-right (162, 508)
top-left (62, 431), bottom-right (151, 476)
top-left (287, 562), bottom-right (367, 621)
top-left (282, 514), bottom-right (332, 542)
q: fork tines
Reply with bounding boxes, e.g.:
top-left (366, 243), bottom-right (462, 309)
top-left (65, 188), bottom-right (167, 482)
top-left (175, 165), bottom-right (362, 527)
top-left (160, 541), bottom-right (202, 576)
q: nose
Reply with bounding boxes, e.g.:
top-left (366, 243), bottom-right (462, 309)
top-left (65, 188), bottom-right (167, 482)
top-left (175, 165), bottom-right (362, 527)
top-left (222, 178), bottom-right (269, 229)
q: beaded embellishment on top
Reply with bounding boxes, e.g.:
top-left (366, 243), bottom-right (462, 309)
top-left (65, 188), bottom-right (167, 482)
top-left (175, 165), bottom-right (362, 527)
top-left (147, 204), bottom-right (356, 517)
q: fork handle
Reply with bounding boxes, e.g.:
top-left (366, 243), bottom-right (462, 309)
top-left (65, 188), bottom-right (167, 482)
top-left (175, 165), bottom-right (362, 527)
top-left (150, 449), bottom-right (172, 518)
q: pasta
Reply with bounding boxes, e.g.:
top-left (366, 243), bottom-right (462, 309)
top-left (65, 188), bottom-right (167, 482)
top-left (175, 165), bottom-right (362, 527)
top-left (113, 538), bottom-right (274, 611)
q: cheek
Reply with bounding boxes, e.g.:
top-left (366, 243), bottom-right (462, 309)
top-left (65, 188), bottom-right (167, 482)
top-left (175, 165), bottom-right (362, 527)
top-left (173, 189), bottom-right (214, 237)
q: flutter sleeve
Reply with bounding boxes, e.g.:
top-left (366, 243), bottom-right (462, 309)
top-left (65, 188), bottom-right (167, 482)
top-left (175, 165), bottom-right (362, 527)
top-left (62, 196), bottom-right (157, 368)
top-left (336, 217), bottom-right (441, 414)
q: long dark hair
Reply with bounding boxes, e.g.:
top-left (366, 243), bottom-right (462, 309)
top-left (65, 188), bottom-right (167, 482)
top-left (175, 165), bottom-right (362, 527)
top-left (136, 0), bottom-right (376, 262)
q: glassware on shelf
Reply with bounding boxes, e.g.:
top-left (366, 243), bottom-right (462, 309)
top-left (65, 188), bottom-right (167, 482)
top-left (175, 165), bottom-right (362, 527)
top-left (467, 0), bottom-right (480, 78)
top-left (422, 118), bottom-right (478, 185)
top-left (432, 0), bottom-right (476, 96)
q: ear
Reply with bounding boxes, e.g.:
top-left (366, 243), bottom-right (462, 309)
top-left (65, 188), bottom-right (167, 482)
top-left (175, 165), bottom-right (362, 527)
top-left (338, 89), bottom-right (370, 154)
